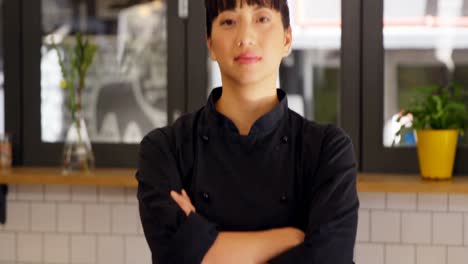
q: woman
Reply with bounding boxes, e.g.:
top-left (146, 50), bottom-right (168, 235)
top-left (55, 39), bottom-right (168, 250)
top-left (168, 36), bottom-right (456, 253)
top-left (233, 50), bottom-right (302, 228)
top-left (136, 0), bottom-right (359, 263)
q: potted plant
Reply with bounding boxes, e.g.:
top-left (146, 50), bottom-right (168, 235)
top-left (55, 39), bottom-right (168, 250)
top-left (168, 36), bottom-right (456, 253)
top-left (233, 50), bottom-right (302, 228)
top-left (51, 33), bottom-right (98, 174)
top-left (396, 83), bottom-right (468, 179)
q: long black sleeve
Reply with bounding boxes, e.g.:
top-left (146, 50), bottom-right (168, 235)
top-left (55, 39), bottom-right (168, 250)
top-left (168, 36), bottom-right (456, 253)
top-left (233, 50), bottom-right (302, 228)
top-left (269, 125), bottom-right (359, 264)
top-left (136, 129), bottom-right (219, 264)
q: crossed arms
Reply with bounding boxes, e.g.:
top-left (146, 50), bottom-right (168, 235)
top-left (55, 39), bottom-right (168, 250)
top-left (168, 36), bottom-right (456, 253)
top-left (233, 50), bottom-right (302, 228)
top-left (136, 125), bottom-right (359, 264)
top-left (170, 189), bottom-right (305, 264)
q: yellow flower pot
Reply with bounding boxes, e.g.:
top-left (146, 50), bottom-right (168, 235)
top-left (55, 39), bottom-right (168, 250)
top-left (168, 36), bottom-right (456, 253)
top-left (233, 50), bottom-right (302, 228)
top-left (415, 129), bottom-right (459, 180)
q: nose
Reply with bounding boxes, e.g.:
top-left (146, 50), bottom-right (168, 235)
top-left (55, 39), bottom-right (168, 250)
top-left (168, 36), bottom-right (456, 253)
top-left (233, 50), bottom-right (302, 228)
top-left (235, 20), bottom-right (255, 47)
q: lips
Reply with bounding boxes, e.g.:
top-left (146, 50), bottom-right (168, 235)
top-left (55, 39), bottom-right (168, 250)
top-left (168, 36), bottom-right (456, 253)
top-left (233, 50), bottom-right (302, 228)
top-left (234, 53), bottom-right (262, 64)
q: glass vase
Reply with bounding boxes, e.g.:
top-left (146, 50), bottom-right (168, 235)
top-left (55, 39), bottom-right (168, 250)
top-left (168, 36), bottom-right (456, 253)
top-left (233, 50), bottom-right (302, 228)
top-left (62, 111), bottom-right (95, 174)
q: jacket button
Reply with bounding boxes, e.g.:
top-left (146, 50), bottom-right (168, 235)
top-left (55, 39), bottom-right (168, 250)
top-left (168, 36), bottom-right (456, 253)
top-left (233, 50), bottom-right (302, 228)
top-left (280, 193), bottom-right (288, 203)
top-left (201, 135), bottom-right (209, 143)
top-left (282, 136), bottom-right (288, 143)
top-left (200, 192), bottom-right (210, 202)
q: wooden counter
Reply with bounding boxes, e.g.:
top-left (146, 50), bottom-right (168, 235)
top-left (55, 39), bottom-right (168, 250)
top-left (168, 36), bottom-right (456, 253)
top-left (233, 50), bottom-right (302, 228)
top-left (1, 167), bottom-right (468, 193)
top-left (0, 167), bottom-right (137, 187)
top-left (358, 173), bottom-right (468, 194)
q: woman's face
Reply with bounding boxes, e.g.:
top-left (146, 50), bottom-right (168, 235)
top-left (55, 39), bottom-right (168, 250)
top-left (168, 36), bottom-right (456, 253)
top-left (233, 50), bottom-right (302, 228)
top-left (206, 2), bottom-right (292, 87)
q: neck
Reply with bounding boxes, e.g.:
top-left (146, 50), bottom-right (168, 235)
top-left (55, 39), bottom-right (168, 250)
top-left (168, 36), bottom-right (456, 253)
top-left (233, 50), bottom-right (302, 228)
top-left (215, 78), bottom-right (279, 136)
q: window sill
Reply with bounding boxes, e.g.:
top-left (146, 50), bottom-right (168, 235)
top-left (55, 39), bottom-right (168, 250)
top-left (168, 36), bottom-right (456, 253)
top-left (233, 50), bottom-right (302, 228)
top-left (0, 167), bottom-right (137, 187)
top-left (358, 173), bottom-right (468, 194)
top-left (1, 168), bottom-right (468, 193)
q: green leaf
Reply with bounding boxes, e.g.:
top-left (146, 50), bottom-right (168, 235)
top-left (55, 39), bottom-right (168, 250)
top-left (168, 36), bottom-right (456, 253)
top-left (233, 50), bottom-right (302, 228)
top-left (396, 83), bottom-right (468, 136)
top-left (50, 32), bottom-right (97, 120)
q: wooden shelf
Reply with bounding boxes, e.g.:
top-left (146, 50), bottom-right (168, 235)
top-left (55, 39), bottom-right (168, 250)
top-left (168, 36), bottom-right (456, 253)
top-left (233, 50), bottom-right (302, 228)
top-left (0, 167), bottom-right (137, 187)
top-left (357, 173), bottom-right (468, 194)
top-left (1, 168), bottom-right (468, 193)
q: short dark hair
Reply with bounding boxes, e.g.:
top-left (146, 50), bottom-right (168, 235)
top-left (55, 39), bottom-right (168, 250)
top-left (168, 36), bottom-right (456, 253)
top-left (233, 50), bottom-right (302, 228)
top-left (204, 0), bottom-right (290, 38)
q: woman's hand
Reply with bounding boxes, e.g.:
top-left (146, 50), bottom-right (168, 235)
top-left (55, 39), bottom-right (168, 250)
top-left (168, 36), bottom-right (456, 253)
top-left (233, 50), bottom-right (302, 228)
top-left (284, 227), bottom-right (305, 244)
top-left (170, 189), bottom-right (196, 216)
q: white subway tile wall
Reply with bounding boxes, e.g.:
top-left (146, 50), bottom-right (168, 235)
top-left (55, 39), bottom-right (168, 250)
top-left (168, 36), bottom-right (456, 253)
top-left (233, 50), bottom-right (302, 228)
top-left (387, 193), bottom-right (417, 211)
top-left (71, 235), bottom-right (97, 264)
top-left (6, 185), bottom-right (17, 201)
top-left (31, 203), bottom-right (56, 232)
top-left (71, 186), bottom-right (97, 202)
top-left (0, 233), bottom-right (16, 262)
top-left (449, 194), bottom-right (468, 212)
top-left (125, 188), bottom-right (138, 204)
top-left (0, 185), bottom-right (151, 264)
top-left (84, 204), bottom-right (111, 234)
top-left (111, 205), bottom-right (139, 234)
top-left (385, 245), bottom-right (415, 264)
top-left (17, 185), bottom-right (44, 201)
top-left (416, 246), bottom-right (446, 264)
top-left (418, 193), bottom-right (449, 211)
top-left (359, 192), bottom-right (386, 209)
top-left (433, 213), bottom-right (464, 245)
top-left (447, 246), bottom-right (468, 264)
top-left (1, 187), bottom-right (468, 264)
top-left (465, 214), bottom-right (468, 246)
top-left (97, 236), bottom-right (125, 264)
top-left (4, 202), bottom-right (30, 231)
top-left (125, 236), bottom-right (152, 264)
top-left (354, 243), bottom-right (385, 264)
top-left (371, 211), bottom-right (401, 242)
top-left (356, 209), bottom-right (370, 242)
top-left (44, 234), bottom-right (69, 263)
top-left (401, 212), bottom-right (431, 244)
top-left (98, 187), bottom-right (126, 203)
top-left (17, 233), bottom-right (43, 262)
top-left (357, 192), bottom-right (468, 264)
top-left (44, 185), bottom-right (71, 202)
top-left (57, 203), bottom-right (84, 233)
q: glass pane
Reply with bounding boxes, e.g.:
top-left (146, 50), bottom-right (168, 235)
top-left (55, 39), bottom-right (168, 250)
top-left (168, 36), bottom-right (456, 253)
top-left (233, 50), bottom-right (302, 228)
top-left (207, 0), bottom-right (341, 124)
top-left (41, 0), bottom-right (167, 144)
top-left (383, 0), bottom-right (468, 147)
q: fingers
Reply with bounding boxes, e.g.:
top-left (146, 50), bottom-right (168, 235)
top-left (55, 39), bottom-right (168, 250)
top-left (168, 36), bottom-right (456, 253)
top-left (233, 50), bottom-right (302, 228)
top-left (170, 189), bottom-right (196, 216)
top-left (180, 189), bottom-right (196, 212)
top-left (170, 190), bottom-right (189, 214)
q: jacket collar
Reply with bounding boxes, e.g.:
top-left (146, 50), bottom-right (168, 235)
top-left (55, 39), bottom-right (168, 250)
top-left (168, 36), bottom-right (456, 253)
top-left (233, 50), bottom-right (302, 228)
top-left (205, 87), bottom-right (288, 136)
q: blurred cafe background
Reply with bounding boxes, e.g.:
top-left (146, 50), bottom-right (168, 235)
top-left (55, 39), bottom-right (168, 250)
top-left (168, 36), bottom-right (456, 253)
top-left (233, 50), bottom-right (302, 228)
top-left (0, 0), bottom-right (468, 263)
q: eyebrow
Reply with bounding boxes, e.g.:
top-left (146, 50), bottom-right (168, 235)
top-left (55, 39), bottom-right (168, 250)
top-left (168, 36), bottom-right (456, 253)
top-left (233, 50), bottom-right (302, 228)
top-left (222, 5), bottom-right (271, 12)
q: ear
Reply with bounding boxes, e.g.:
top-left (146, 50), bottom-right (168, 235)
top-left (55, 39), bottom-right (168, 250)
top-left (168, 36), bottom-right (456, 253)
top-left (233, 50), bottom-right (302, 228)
top-left (206, 37), bottom-right (217, 61)
top-left (282, 27), bottom-right (292, 57)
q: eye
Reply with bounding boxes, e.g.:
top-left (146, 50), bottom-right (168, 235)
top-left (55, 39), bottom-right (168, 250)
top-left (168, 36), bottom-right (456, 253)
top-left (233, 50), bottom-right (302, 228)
top-left (220, 19), bottom-right (236, 26)
top-left (257, 16), bottom-right (271, 23)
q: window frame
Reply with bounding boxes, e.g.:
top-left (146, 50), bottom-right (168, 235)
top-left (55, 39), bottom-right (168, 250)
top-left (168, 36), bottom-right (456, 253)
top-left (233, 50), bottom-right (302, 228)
top-left (19, 0), bottom-right (187, 167)
top-left (361, 0), bottom-right (468, 174)
top-left (4, 0), bottom-right (22, 166)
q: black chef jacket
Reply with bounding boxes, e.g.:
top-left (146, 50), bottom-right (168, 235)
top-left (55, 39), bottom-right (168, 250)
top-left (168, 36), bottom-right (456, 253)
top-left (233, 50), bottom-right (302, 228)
top-left (136, 87), bottom-right (359, 264)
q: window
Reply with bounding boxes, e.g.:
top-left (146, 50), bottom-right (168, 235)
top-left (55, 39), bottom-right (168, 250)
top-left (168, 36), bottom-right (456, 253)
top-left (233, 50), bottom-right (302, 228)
top-left (362, 0), bottom-right (468, 173)
top-left (40, 0), bottom-right (168, 144)
top-left (383, 0), bottom-right (468, 147)
top-left (21, 0), bottom-right (185, 167)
